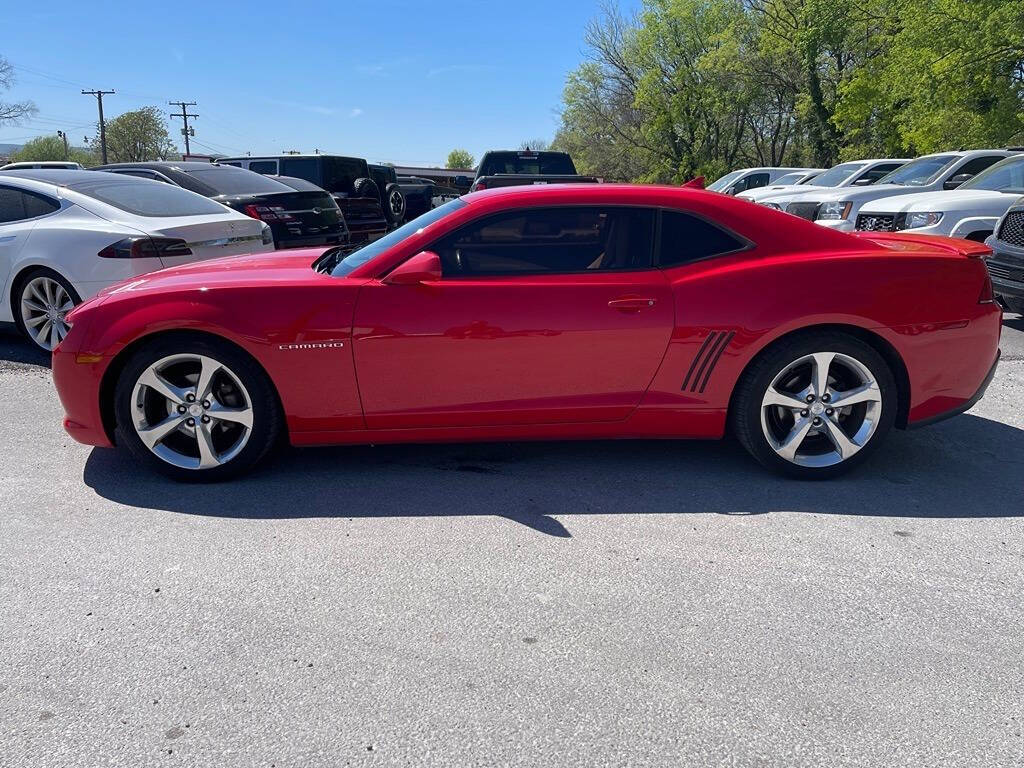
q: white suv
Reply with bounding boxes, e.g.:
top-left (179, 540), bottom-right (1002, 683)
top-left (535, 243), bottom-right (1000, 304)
top-left (740, 159), bottom-right (908, 207)
top-left (781, 150), bottom-right (1015, 231)
top-left (854, 154), bottom-right (1024, 240)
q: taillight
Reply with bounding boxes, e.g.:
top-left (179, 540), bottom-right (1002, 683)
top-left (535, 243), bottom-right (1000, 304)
top-left (979, 270), bottom-right (995, 303)
top-left (473, 180), bottom-right (486, 191)
top-left (244, 204), bottom-right (294, 222)
top-left (97, 237), bottom-right (192, 259)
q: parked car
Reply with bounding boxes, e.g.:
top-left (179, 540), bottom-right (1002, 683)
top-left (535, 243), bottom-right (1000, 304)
top-left (469, 150), bottom-right (599, 191)
top-left (0, 170), bottom-right (272, 351)
top-left (707, 167), bottom-right (820, 196)
top-left (734, 168), bottom-right (825, 201)
top-left (367, 163), bottom-right (407, 229)
top-left (739, 159), bottom-right (908, 206)
top-left (219, 155), bottom-right (388, 243)
top-left (54, 184), bottom-right (999, 482)
top-left (92, 162), bottom-right (347, 249)
top-left (395, 175), bottom-right (435, 222)
top-left (854, 153), bottom-right (1024, 240)
top-left (782, 149), bottom-right (1017, 231)
top-left (1, 161), bottom-right (84, 171)
top-left (984, 196), bottom-right (1024, 313)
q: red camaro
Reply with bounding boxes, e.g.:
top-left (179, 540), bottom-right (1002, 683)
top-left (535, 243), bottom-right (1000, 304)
top-left (52, 184), bottom-right (1001, 481)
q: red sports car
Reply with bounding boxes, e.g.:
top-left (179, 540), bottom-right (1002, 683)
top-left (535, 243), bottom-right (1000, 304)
top-left (52, 184), bottom-right (1001, 481)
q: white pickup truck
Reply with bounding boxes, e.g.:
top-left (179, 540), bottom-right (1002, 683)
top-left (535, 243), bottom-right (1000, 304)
top-left (780, 149), bottom-right (1016, 231)
top-left (853, 154), bottom-right (1024, 241)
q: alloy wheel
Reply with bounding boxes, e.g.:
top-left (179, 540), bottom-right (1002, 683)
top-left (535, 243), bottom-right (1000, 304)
top-left (130, 353), bottom-right (255, 470)
top-left (389, 189), bottom-right (404, 216)
top-left (759, 351), bottom-right (882, 468)
top-left (20, 276), bottom-right (75, 351)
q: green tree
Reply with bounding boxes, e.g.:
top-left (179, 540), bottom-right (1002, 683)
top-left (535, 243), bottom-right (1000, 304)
top-left (10, 135), bottom-right (97, 166)
top-left (446, 148), bottom-right (475, 169)
top-left (0, 56), bottom-right (35, 125)
top-left (95, 106), bottom-right (176, 162)
top-left (519, 138), bottom-right (550, 151)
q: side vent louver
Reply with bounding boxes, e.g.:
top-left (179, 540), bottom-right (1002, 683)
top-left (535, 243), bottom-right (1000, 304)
top-left (681, 330), bottom-right (735, 393)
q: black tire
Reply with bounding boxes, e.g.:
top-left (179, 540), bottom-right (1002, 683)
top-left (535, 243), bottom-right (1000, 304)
top-left (383, 182), bottom-right (406, 227)
top-left (352, 177), bottom-right (380, 200)
top-left (731, 331), bottom-right (898, 479)
top-left (113, 335), bottom-right (282, 482)
top-left (13, 267), bottom-right (81, 351)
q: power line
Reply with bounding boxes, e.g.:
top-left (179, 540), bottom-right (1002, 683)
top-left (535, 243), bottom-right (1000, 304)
top-left (82, 89), bottom-right (115, 163)
top-left (169, 101), bottom-right (198, 155)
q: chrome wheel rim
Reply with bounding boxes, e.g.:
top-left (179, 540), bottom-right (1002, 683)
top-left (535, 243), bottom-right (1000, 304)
top-left (389, 189), bottom-right (404, 216)
top-left (760, 351), bottom-right (882, 468)
top-left (20, 276), bottom-right (75, 351)
top-left (130, 354), bottom-right (254, 470)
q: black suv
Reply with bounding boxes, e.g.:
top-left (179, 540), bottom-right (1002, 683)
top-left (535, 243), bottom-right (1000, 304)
top-left (91, 162), bottom-right (347, 249)
top-left (220, 155), bottom-right (388, 242)
top-left (985, 197), bottom-right (1024, 314)
top-left (367, 163), bottom-right (409, 229)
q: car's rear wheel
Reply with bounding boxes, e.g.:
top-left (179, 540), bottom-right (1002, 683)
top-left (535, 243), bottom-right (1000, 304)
top-left (114, 337), bottom-right (281, 481)
top-left (15, 268), bottom-right (80, 352)
top-left (732, 332), bottom-right (897, 479)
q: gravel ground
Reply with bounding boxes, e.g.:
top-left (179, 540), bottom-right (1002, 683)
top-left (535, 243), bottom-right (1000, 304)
top-left (1, 315), bottom-right (1022, 768)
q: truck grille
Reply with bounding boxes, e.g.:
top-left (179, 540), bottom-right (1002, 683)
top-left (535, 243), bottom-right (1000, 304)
top-left (996, 211), bottom-right (1024, 248)
top-left (785, 202), bottom-right (820, 221)
top-left (855, 213), bottom-right (897, 232)
top-left (986, 261), bottom-right (1024, 284)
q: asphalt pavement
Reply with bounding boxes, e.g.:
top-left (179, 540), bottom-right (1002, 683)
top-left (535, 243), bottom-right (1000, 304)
top-left (1, 314), bottom-right (1022, 767)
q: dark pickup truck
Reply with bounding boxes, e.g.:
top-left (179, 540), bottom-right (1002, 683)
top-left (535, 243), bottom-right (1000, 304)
top-left (469, 150), bottom-right (600, 192)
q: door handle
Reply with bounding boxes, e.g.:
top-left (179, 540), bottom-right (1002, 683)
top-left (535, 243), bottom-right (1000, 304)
top-left (608, 296), bottom-right (657, 312)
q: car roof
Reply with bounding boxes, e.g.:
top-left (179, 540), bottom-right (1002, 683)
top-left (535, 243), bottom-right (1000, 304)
top-left (0, 168), bottom-right (135, 185)
top-left (95, 161), bottom-right (225, 171)
top-left (221, 154), bottom-right (364, 162)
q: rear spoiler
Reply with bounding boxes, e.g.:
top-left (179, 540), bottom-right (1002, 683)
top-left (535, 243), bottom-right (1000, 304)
top-left (682, 175), bottom-right (705, 189)
top-left (851, 231), bottom-right (991, 259)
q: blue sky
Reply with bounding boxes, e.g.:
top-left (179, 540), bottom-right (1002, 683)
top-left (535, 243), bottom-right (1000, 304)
top-left (1, 0), bottom-right (641, 167)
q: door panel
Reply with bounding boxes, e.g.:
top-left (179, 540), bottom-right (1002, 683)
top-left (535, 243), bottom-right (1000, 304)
top-left (352, 271), bottom-right (674, 429)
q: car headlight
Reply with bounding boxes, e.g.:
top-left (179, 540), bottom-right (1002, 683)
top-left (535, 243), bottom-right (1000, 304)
top-left (899, 211), bottom-right (944, 230)
top-left (260, 221), bottom-right (274, 246)
top-left (817, 201), bottom-right (853, 220)
top-left (761, 202), bottom-right (782, 210)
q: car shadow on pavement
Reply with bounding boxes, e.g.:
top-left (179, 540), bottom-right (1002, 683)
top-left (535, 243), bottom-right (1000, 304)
top-left (83, 413), bottom-right (1024, 537)
top-left (0, 330), bottom-right (50, 370)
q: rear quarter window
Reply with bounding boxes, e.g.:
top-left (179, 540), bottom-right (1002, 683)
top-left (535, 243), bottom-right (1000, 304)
top-left (658, 210), bottom-right (747, 266)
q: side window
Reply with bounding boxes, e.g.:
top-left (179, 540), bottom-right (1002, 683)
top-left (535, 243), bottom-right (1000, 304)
top-left (0, 187), bottom-right (26, 223)
top-left (658, 211), bottom-right (746, 267)
top-left (22, 191), bottom-right (60, 218)
top-left (0, 187), bottom-right (59, 223)
top-left (744, 173), bottom-right (770, 190)
top-left (218, 161), bottom-right (242, 168)
top-left (111, 169), bottom-right (160, 181)
top-left (957, 156), bottom-right (1006, 177)
top-left (248, 160), bottom-right (278, 175)
top-left (434, 207), bottom-right (654, 276)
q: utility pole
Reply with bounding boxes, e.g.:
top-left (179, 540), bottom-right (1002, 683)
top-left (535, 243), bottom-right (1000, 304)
top-left (168, 101), bottom-right (198, 156)
top-left (56, 130), bottom-right (69, 160)
top-left (82, 89), bottom-right (115, 164)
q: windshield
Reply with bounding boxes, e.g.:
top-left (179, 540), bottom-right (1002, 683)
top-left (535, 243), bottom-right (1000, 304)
top-left (811, 162), bottom-right (864, 188)
top-left (330, 199), bottom-right (467, 277)
top-left (187, 167), bottom-right (291, 195)
top-left (961, 156), bottom-right (1024, 193)
top-left (876, 154), bottom-right (958, 186)
top-left (772, 172), bottom-right (808, 185)
top-left (68, 177), bottom-right (229, 217)
top-left (707, 171), bottom-right (744, 192)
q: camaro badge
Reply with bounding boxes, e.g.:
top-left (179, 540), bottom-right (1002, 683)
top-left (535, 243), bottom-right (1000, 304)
top-left (278, 341), bottom-right (345, 350)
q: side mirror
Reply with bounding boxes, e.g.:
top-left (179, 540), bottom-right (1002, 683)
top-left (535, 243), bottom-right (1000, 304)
top-left (852, 177), bottom-right (874, 186)
top-left (944, 173), bottom-right (973, 190)
top-left (383, 250), bottom-right (441, 285)
top-left (454, 175), bottom-right (470, 187)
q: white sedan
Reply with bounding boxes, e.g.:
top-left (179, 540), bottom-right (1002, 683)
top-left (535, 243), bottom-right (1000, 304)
top-left (0, 170), bottom-right (273, 350)
top-left (854, 154), bottom-right (1024, 241)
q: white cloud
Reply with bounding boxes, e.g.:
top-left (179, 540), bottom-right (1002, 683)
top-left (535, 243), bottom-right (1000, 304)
top-left (349, 108), bottom-right (364, 118)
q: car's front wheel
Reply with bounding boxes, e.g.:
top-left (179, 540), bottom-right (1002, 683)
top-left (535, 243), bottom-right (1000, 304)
top-left (114, 336), bottom-right (282, 481)
top-left (732, 332), bottom-right (897, 479)
top-left (15, 268), bottom-right (80, 352)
